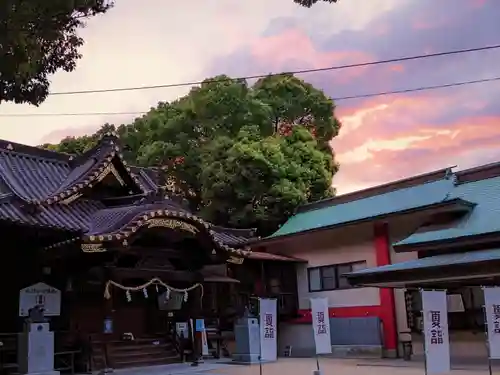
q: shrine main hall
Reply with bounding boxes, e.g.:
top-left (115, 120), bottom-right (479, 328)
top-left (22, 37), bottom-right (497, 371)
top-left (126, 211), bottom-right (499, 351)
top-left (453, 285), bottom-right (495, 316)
top-left (0, 133), bottom-right (301, 372)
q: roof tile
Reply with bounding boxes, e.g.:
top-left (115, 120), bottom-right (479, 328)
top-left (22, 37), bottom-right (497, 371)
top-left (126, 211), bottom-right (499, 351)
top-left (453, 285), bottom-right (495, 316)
top-left (395, 176), bottom-right (500, 246)
top-left (347, 248), bottom-right (500, 276)
top-left (0, 137), bottom-right (256, 248)
top-left (270, 178), bottom-right (456, 238)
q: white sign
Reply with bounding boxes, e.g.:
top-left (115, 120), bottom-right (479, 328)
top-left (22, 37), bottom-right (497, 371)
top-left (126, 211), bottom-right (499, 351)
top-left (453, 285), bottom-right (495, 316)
top-left (176, 322), bottom-right (189, 338)
top-left (259, 298), bottom-right (277, 362)
top-left (157, 291), bottom-right (183, 311)
top-left (483, 287), bottom-right (500, 359)
top-left (421, 290), bottom-right (450, 375)
top-left (310, 298), bottom-right (332, 354)
top-left (19, 282), bottom-right (61, 317)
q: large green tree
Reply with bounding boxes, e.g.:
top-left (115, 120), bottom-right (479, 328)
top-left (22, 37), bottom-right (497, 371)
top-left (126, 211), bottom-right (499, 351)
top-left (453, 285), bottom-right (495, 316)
top-left (0, 0), bottom-right (113, 106)
top-left (200, 126), bottom-right (336, 234)
top-left (42, 74), bottom-right (340, 235)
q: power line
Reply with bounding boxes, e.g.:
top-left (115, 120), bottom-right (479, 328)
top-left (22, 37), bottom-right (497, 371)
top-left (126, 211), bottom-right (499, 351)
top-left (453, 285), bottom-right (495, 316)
top-left (2, 75), bottom-right (500, 118)
top-left (47, 44), bottom-right (500, 96)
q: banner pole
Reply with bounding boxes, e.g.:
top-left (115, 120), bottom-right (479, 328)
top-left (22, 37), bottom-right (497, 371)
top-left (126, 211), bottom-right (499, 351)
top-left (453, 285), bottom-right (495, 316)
top-left (482, 287), bottom-right (493, 375)
top-left (315, 355), bottom-right (320, 371)
top-left (420, 288), bottom-right (428, 375)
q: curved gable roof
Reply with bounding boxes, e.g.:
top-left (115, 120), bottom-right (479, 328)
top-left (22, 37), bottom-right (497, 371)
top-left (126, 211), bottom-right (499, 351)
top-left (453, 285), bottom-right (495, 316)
top-left (0, 133), bottom-right (157, 204)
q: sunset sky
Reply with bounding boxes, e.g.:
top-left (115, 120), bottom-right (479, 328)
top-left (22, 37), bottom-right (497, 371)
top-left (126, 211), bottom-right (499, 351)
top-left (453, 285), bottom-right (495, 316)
top-left (1, 0), bottom-right (499, 194)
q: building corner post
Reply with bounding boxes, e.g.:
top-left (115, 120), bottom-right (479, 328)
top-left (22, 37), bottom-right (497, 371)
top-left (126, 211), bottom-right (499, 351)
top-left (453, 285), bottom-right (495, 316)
top-left (373, 222), bottom-right (398, 357)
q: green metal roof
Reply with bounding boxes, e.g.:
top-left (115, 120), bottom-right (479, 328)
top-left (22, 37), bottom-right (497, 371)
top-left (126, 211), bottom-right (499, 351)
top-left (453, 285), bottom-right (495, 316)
top-left (394, 176), bottom-right (500, 247)
top-left (346, 248), bottom-right (500, 277)
top-left (270, 178), bottom-right (456, 238)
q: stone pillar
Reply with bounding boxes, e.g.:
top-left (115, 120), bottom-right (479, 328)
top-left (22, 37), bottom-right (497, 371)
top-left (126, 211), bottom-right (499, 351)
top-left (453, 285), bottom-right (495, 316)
top-left (232, 308), bottom-right (260, 364)
top-left (18, 315), bottom-right (59, 375)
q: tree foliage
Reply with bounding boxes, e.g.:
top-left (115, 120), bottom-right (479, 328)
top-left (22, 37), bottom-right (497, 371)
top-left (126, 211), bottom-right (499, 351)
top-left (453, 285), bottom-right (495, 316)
top-left (42, 74), bottom-right (341, 235)
top-left (0, 0), bottom-right (113, 106)
top-left (200, 126), bottom-right (336, 233)
top-left (294, 0), bottom-right (338, 8)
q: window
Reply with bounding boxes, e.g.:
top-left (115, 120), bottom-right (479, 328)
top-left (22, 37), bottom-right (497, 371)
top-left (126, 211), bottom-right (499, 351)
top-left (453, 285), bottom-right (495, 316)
top-left (308, 261), bottom-right (367, 292)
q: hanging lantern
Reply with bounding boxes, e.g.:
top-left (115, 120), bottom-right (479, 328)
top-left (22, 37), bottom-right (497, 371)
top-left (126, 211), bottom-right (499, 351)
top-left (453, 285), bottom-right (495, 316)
top-left (143, 288), bottom-right (148, 298)
top-left (165, 288), bottom-right (171, 301)
top-left (183, 291), bottom-right (188, 302)
top-left (155, 284), bottom-right (159, 293)
top-left (126, 290), bottom-right (132, 302)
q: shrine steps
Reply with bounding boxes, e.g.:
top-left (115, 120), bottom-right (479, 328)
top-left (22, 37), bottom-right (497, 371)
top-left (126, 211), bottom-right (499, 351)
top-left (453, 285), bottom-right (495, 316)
top-left (91, 336), bottom-right (181, 370)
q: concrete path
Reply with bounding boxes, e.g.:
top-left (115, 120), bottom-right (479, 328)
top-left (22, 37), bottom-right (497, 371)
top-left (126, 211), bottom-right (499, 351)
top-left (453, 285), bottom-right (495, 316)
top-left (206, 358), bottom-right (492, 375)
top-left (110, 357), bottom-right (496, 375)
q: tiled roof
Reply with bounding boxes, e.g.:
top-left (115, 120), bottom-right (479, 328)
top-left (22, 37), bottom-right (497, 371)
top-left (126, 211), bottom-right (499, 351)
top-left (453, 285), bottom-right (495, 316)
top-left (346, 248), bottom-right (500, 277)
top-left (270, 177), bottom-right (456, 238)
top-left (86, 201), bottom-right (190, 236)
top-left (130, 166), bottom-right (159, 193)
top-left (210, 226), bottom-right (256, 246)
top-left (0, 193), bottom-right (103, 231)
top-left (394, 175), bottom-right (500, 247)
top-left (81, 203), bottom-right (254, 253)
top-left (0, 149), bottom-right (70, 201)
top-left (48, 139), bottom-right (118, 198)
top-left (0, 134), bottom-right (151, 204)
top-left (0, 136), bottom-right (256, 250)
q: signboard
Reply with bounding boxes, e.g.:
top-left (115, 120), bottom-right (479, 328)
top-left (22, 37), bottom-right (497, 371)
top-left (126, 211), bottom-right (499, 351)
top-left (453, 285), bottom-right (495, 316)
top-left (421, 290), bottom-right (450, 375)
top-left (483, 287), bottom-right (500, 359)
top-left (195, 319), bottom-right (205, 332)
top-left (157, 291), bottom-right (183, 311)
top-left (259, 298), bottom-right (277, 362)
top-left (310, 298), bottom-right (332, 354)
top-left (104, 317), bottom-right (113, 334)
top-left (176, 322), bottom-right (189, 338)
top-left (19, 282), bottom-right (61, 317)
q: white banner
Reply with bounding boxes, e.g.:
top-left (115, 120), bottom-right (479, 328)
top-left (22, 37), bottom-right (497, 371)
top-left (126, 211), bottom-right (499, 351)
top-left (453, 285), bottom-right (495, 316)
top-left (421, 290), bottom-right (451, 375)
top-left (310, 298), bottom-right (332, 354)
top-left (259, 298), bottom-right (277, 362)
top-left (483, 287), bottom-right (500, 359)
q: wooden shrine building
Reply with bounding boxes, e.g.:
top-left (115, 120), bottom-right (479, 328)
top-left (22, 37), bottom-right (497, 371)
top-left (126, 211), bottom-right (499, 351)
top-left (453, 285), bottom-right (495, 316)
top-left (0, 133), bottom-right (302, 372)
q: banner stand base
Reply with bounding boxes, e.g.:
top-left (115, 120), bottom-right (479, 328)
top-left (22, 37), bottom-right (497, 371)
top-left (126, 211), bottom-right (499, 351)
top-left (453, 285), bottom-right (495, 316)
top-left (224, 359), bottom-right (275, 366)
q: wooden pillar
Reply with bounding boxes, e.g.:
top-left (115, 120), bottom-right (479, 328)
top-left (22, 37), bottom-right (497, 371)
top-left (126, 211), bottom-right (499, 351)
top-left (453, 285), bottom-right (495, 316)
top-left (190, 273), bottom-right (204, 366)
top-left (102, 270), bottom-right (114, 371)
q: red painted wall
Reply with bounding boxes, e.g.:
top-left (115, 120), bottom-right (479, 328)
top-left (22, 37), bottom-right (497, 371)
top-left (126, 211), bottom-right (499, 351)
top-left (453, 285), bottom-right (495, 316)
top-left (290, 305), bottom-right (383, 324)
top-left (373, 223), bottom-right (398, 351)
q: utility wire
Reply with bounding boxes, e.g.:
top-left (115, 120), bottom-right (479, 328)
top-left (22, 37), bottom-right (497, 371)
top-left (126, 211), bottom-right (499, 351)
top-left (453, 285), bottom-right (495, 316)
top-left (2, 75), bottom-right (500, 118)
top-left (46, 44), bottom-right (500, 96)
